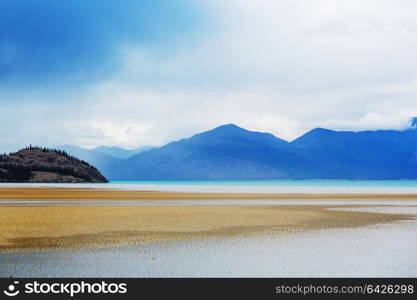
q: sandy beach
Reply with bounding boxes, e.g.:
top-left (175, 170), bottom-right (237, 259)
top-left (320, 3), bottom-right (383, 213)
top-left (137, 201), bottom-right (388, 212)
top-left (2, 187), bottom-right (417, 200)
top-left (0, 187), bottom-right (415, 252)
top-left (3, 219), bottom-right (416, 277)
top-left (1, 187), bottom-right (416, 277)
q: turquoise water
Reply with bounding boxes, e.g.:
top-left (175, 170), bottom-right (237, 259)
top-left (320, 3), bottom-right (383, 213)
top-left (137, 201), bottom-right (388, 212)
top-left (104, 179), bottom-right (417, 194)
top-left (109, 179), bottom-right (417, 187)
top-left (3, 179), bottom-right (417, 193)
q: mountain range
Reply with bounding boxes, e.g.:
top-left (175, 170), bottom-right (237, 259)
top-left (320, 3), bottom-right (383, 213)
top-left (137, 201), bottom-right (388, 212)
top-left (56, 145), bottom-right (152, 177)
top-left (93, 145), bottom-right (153, 159)
top-left (58, 120), bottom-right (417, 180)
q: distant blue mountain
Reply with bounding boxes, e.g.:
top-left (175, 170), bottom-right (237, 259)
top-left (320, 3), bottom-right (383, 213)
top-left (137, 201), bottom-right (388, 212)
top-left (108, 122), bottom-right (417, 180)
top-left (58, 120), bottom-right (417, 180)
top-left (292, 127), bottom-right (417, 179)
top-left (56, 145), bottom-right (153, 178)
top-left (412, 117), bottom-right (417, 128)
top-left (110, 124), bottom-right (324, 180)
top-left (56, 145), bottom-right (120, 179)
top-left (93, 145), bottom-right (152, 159)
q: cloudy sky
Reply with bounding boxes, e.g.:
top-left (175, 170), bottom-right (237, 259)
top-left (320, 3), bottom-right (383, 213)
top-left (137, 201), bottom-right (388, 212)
top-left (2, 0), bottom-right (417, 152)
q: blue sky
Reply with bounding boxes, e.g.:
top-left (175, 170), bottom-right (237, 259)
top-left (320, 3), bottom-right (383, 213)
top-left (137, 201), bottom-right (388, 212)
top-left (2, 0), bottom-right (417, 152)
top-left (0, 0), bottom-right (202, 87)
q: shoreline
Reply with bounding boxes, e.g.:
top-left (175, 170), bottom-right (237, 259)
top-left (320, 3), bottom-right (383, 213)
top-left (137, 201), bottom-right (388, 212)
top-left (2, 187), bottom-right (417, 200)
top-left (0, 187), bottom-right (416, 252)
top-left (4, 219), bottom-right (414, 277)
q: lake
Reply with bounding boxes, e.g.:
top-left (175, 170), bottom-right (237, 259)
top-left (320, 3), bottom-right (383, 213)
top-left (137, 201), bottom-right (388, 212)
top-left (3, 179), bottom-right (417, 194)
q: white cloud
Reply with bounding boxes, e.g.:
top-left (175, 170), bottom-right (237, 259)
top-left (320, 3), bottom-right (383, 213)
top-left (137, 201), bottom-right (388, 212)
top-left (321, 112), bottom-right (415, 132)
top-left (199, 0), bottom-right (417, 90)
top-left (3, 0), bottom-right (417, 150)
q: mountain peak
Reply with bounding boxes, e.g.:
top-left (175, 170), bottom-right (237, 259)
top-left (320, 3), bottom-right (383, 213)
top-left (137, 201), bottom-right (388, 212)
top-left (295, 127), bottom-right (336, 138)
top-left (183, 124), bottom-right (290, 149)
top-left (308, 127), bottom-right (336, 134)
top-left (195, 124), bottom-right (251, 138)
top-left (291, 127), bottom-right (336, 146)
top-left (211, 123), bottom-right (247, 132)
top-left (412, 117), bottom-right (417, 128)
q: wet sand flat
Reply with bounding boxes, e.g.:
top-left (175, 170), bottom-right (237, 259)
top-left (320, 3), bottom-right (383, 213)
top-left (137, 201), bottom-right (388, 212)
top-left (1, 188), bottom-right (416, 277)
top-left (2, 187), bottom-right (417, 200)
top-left (3, 219), bottom-right (415, 277)
top-left (0, 204), bottom-right (412, 252)
top-left (0, 187), bottom-right (415, 252)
